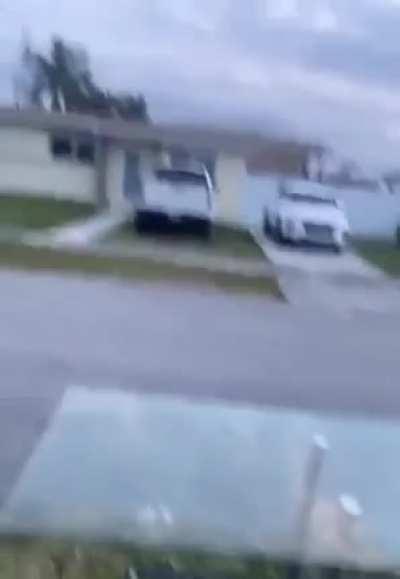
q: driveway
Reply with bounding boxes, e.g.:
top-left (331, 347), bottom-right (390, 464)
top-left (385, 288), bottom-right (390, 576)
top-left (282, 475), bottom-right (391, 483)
top-left (255, 233), bottom-right (400, 315)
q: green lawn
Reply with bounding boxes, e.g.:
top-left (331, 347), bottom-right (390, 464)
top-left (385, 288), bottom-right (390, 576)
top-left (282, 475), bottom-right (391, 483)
top-left (109, 222), bottom-right (265, 261)
top-left (0, 537), bottom-right (287, 579)
top-left (356, 240), bottom-right (400, 276)
top-left (0, 537), bottom-right (384, 579)
top-left (210, 224), bottom-right (265, 259)
top-left (0, 195), bottom-right (94, 230)
top-left (0, 243), bottom-right (282, 299)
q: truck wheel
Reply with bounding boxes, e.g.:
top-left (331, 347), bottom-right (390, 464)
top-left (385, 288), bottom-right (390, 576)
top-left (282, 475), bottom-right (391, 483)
top-left (263, 211), bottom-right (272, 236)
top-left (274, 218), bottom-right (284, 243)
top-left (135, 212), bottom-right (149, 234)
top-left (195, 220), bottom-right (212, 239)
top-left (201, 221), bottom-right (212, 239)
top-left (184, 218), bottom-right (211, 239)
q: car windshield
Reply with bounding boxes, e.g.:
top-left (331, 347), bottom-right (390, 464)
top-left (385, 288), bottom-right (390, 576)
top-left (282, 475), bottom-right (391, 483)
top-left (155, 169), bottom-right (207, 187)
top-left (281, 193), bottom-right (337, 206)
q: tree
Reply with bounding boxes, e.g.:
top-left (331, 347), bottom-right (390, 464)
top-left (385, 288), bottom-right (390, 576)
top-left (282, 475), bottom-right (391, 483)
top-left (21, 36), bottom-right (149, 122)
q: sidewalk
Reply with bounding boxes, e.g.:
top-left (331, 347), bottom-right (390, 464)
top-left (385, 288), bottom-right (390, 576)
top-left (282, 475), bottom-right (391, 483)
top-left (49, 212), bottom-right (127, 246)
top-left (22, 224), bottom-right (274, 279)
top-left (91, 239), bottom-right (274, 278)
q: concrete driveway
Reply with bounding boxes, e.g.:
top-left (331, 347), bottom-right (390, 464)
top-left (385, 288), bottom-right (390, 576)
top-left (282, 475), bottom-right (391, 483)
top-left (255, 233), bottom-right (400, 315)
top-left (257, 236), bottom-right (382, 277)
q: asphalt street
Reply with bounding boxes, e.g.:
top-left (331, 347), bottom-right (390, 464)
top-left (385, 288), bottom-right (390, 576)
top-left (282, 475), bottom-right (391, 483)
top-left (1, 268), bottom-right (400, 509)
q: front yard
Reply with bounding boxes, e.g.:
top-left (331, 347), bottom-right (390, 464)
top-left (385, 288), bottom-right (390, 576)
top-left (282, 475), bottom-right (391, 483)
top-left (0, 243), bottom-right (282, 298)
top-left (107, 222), bottom-right (265, 261)
top-left (356, 240), bottom-right (400, 276)
top-left (0, 195), bottom-right (94, 230)
top-left (0, 195), bottom-right (281, 298)
top-left (0, 537), bottom-right (290, 579)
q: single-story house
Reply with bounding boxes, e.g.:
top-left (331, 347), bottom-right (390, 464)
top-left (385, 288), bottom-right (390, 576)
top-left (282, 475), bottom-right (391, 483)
top-left (0, 108), bottom-right (319, 224)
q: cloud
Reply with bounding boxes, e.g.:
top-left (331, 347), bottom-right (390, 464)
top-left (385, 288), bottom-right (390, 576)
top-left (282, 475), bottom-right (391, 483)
top-left (2, 0), bottom-right (400, 170)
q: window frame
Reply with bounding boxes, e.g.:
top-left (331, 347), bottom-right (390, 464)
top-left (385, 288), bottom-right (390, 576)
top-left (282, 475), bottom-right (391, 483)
top-left (50, 135), bottom-right (73, 159)
top-left (49, 134), bottom-right (95, 165)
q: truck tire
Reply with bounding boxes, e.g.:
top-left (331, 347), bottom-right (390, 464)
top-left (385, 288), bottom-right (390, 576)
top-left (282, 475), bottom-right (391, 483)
top-left (274, 218), bottom-right (284, 243)
top-left (181, 217), bottom-right (211, 239)
top-left (200, 221), bottom-right (212, 239)
top-left (263, 211), bottom-right (272, 235)
top-left (135, 211), bottom-right (168, 234)
top-left (135, 211), bottom-right (149, 234)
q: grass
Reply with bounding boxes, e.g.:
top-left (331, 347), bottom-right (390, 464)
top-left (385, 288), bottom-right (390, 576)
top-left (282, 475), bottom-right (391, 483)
top-left (0, 243), bottom-right (282, 299)
top-left (0, 195), bottom-right (94, 230)
top-left (0, 537), bottom-right (288, 579)
top-left (209, 224), bottom-right (265, 259)
top-left (0, 537), bottom-right (385, 579)
top-left (355, 240), bottom-right (400, 276)
top-left (109, 222), bottom-right (265, 261)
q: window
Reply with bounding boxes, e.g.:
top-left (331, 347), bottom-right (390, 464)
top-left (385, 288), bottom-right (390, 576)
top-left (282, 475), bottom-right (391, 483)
top-left (50, 135), bottom-right (95, 164)
top-left (50, 136), bottom-right (72, 158)
top-left (77, 141), bottom-right (95, 164)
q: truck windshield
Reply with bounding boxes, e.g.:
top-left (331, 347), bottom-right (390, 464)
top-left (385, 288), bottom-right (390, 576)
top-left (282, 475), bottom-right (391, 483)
top-left (156, 169), bottom-right (208, 187)
top-left (281, 193), bottom-right (337, 206)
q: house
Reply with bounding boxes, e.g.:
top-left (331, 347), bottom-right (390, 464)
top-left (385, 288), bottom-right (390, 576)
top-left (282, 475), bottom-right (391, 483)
top-left (0, 108), bottom-right (317, 224)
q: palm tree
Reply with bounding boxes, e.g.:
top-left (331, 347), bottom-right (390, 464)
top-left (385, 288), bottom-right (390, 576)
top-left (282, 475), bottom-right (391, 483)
top-left (23, 37), bottom-right (149, 121)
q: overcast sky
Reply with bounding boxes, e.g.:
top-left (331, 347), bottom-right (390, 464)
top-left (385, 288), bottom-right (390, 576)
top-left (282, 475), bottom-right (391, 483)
top-left (2, 0), bottom-right (400, 171)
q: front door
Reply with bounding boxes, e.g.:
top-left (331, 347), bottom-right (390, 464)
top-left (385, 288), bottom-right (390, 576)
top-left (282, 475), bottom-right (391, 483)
top-left (123, 153), bottom-right (143, 202)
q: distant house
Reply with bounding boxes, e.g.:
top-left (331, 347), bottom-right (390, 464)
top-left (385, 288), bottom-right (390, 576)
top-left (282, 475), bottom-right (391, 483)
top-left (322, 174), bottom-right (386, 192)
top-left (0, 108), bottom-right (317, 224)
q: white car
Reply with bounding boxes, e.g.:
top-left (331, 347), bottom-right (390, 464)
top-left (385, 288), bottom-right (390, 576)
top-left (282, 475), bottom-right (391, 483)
top-left (135, 165), bottom-right (214, 237)
top-left (264, 191), bottom-right (350, 252)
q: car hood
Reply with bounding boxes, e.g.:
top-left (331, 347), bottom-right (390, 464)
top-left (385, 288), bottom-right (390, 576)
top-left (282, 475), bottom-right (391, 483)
top-left (278, 202), bottom-right (349, 229)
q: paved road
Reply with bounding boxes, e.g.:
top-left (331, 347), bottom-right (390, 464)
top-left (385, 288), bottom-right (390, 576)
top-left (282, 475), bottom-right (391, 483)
top-left (1, 268), bottom-right (400, 508)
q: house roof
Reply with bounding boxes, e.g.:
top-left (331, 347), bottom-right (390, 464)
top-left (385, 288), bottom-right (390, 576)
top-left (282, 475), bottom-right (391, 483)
top-left (0, 107), bottom-right (320, 175)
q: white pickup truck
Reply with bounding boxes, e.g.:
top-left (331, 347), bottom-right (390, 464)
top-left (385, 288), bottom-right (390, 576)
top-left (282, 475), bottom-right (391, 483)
top-left (135, 166), bottom-right (214, 237)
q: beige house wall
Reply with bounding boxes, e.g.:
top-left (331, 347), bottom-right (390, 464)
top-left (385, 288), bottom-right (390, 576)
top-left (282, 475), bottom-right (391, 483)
top-left (214, 153), bottom-right (246, 224)
top-left (0, 127), bottom-right (95, 201)
top-left (105, 145), bottom-right (127, 211)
